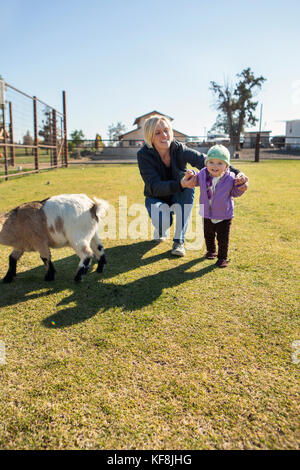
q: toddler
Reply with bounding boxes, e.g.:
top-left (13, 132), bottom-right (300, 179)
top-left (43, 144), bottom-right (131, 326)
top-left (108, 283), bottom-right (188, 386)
top-left (192, 144), bottom-right (244, 267)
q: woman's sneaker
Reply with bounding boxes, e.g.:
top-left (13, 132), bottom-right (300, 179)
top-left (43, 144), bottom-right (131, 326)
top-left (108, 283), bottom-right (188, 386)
top-left (171, 242), bottom-right (186, 257)
top-left (153, 229), bottom-right (167, 242)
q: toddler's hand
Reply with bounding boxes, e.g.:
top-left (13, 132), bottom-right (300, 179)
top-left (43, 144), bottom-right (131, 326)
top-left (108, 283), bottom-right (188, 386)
top-left (234, 172), bottom-right (249, 192)
top-left (181, 170), bottom-right (197, 188)
top-left (185, 169), bottom-right (196, 177)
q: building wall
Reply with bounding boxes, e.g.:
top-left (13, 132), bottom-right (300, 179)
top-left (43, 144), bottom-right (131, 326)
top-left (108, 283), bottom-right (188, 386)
top-left (119, 112), bottom-right (187, 146)
top-left (91, 147), bottom-right (138, 159)
top-left (244, 132), bottom-right (271, 148)
top-left (285, 120), bottom-right (300, 149)
top-left (135, 112), bottom-right (165, 131)
top-left (119, 128), bottom-right (144, 146)
top-left (120, 112), bottom-right (165, 146)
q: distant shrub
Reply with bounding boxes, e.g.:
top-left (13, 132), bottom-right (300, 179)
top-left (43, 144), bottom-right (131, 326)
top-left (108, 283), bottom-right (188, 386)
top-left (70, 149), bottom-right (81, 159)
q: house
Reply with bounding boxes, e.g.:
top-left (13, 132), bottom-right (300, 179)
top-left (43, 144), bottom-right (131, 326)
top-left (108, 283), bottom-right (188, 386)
top-left (118, 111), bottom-right (189, 147)
top-left (285, 120), bottom-right (300, 150)
top-left (243, 130), bottom-right (272, 148)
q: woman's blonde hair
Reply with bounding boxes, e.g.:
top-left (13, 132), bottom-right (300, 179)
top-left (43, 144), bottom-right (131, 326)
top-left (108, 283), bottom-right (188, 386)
top-left (143, 116), bottom-right (174, 148)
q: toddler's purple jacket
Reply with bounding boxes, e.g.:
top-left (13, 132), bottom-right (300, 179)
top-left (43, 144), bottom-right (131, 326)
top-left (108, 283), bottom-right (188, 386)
top-left (196, 168), bottom-right (243, 220)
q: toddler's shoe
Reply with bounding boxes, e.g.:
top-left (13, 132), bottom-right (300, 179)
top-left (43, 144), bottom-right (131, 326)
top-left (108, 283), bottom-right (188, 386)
top-left (205, 252), bottom-right (217, 259)
top-left (216, 259), bottom-right (228, 268)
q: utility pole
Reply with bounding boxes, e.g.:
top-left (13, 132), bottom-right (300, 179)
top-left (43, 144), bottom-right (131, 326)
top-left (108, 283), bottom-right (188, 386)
top-left (255, 103), bottom-right (263, 162)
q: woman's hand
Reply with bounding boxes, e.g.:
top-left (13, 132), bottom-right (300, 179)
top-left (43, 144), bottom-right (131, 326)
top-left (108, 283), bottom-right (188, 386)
top-left (181, 170), bottom-right (197, 189)
top-left (234, 172), bottom-right (249, 193)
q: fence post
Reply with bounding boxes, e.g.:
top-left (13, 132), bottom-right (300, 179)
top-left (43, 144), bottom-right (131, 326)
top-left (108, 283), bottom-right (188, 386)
top-left (255, 132), bottom-right (260, 162)
top-left (9, 101), bottom-right (15, 166)
top-left (52, 109), bottom-right (57, 167)
top-left (1, 102), bottom-right (8, 180)
top-left (62, 90), bottom-right (68, 167)
top-left (33, 96), bottom-right (39, 171)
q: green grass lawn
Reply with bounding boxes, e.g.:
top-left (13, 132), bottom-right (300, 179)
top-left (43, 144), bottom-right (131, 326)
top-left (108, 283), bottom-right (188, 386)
top-left (0, 161), bottom-right (299, 450)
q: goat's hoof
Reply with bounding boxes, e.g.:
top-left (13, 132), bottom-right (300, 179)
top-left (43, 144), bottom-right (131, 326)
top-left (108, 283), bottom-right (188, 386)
top-left (45, 274), bottom-right (55, 281)
top-left (97, 254), bottom-right (107, 273)
top-left (3, 273), bottom-right (14, 283)
top-left (74, 266), bottom-right (86, 283)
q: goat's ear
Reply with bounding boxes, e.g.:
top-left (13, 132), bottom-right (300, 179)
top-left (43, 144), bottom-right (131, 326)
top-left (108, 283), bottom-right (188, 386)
top-left (90, 204), bottom-right (99, 223)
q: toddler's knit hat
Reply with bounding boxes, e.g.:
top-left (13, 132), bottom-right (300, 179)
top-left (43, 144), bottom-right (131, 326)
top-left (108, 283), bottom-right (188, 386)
top-left (206, 144), bottom-right (230, 166)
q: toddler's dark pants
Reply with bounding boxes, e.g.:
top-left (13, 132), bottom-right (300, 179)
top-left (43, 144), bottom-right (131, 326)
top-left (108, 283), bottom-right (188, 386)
top-left (203, 218), bottom-right (232, 260)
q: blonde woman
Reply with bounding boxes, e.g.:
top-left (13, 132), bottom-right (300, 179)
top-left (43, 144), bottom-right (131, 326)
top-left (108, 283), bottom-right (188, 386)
top-left (137, 116), bottom-right (248, 256)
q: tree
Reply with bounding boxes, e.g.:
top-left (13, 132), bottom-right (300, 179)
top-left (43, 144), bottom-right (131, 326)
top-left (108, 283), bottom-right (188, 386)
top-left (38, 108), bottom-right (53, 154)
top-left (23, 130), bottom-right (33, 156)
top-left (210, 68), bottom-right (266, 150)
top-left (209, 112), bottom-right (239, 136)
top-left (70, 129), bottom-right (85, 147)
top-left (107, 122), bottom-right (126, 143)
top-left (95, 133), bottom-right (104, 149)
top-left (39, 108), bottom-right (52, 144)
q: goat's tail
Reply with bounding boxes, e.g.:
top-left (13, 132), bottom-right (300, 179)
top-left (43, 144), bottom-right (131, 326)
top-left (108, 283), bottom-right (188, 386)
top-left (92, 197), bottom-right (109, 220)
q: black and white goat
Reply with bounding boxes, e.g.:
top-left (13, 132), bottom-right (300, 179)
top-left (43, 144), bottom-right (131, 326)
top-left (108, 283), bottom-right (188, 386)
top-left (0, 194), bottom-right (108, 283)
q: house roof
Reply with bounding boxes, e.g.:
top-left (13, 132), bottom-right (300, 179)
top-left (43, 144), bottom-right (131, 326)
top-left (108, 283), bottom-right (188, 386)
top-left (133, 110), bottom-right (174, 126)
top-left (173, 129), bottom-right (189, 137)
top-left (244, 130), bottom-right (272, 135)
top-left (118, 127), bottom-right (189, 139)
top-left (118, 110), bottom-right (189, 140)
top-left (118, 129), bottom-right (143, 138)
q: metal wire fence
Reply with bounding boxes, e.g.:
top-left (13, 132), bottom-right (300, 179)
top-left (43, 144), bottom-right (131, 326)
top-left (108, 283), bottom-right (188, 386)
top-left (66, 136), bottom-right (300, 164)
top-left (0, 80), bottom-right (68, 180)
top-left (66, 137), bottom-right (228, 163)
top-left (1, 81), bottom-right (298, 178)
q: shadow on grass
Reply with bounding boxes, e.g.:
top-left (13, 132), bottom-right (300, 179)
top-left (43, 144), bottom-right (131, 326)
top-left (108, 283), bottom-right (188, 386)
top-left (0, 240), bottom-right (216, 328)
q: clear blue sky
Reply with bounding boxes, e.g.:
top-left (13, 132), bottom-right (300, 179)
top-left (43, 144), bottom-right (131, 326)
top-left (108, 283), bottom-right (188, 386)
top-left (2, 0), bottom-right (300, 139)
